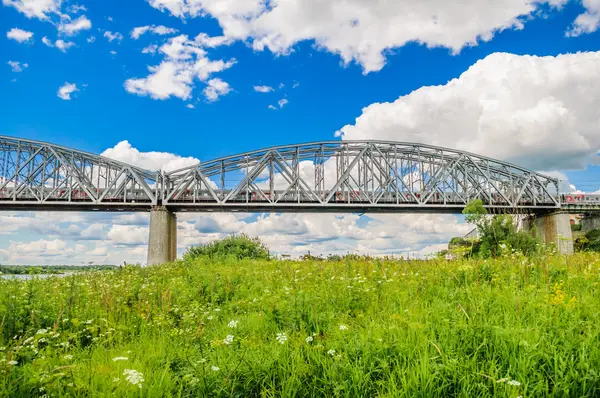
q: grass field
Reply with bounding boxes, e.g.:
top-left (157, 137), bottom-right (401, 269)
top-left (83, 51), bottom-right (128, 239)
top-left (1, 253), bottom-right (600, 397)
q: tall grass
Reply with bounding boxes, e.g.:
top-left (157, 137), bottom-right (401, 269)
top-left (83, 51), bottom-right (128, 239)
top-left (1, 253), bottom-right (600, 397)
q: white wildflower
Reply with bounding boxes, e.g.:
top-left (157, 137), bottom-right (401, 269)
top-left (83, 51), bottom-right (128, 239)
top-left (275, 332), bottom-right (287, 344)
top-left (211, 366), bottom-right (220, 372)
top-left (305, 336), bottom-right (313, 343)
top-left (228, 320), bottom-right (238, 328)
top-left (112, 357), bottom-right (129, 361)
top-left (507, 380), bottom-right (521, 386)
top-left (36, 329), bottom-right (48, 335)
top-left (223, 335), bottom-right (234, 345)
top-left (327, 349), bottom-right (336, 356)
top-left (207, 315), bottom-right (214, 320)
top-left (339, 325), bottom-right (348, 331)
top-left (123, 369), bottom-right (144, 388)
top-left (7, 360), bottom-right (18, 365)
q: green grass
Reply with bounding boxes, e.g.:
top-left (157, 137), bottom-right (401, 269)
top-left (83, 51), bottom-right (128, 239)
top-left (1, 253), bottom-right (600, 397)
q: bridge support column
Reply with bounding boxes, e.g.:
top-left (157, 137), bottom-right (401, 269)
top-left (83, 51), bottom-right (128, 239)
top-left (529, 212), bottom-right (573, 254)
top-left (147, 206), bottom-right (177, 266)
top-left (580, 215), bottom-right (600, 234)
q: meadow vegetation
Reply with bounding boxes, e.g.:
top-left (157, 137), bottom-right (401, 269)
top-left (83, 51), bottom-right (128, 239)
top-left (1, 247), bottom-right (600, 397)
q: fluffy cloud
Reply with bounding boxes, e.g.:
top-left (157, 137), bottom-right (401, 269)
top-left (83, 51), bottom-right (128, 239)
top-left (2, 0), bottom-right (62, 20)
top-left (58, 15), bottom-right (91, 36)
top-left (144, 0), bottom-right (580, 73)
top-left (203, 78), bottom-right (231, 101)
top-left (142, 44), bottom-right (158, 54)
top-left (57, 82), bottom-right (78, 100)
top-left (101, 140), bottom-right (199, 172)
top-left (124, 34), bottom-right (235, 101)
top-left (254, 85), bottom-right (273, 93)
top-left (7, 27), bottom-right (33, 42)
top-left (131, 25), bottom-right (178, 39)
top-left (268, 98), bottom-right (288, 110)
top-left (42, 36), bottom-right (75, 52)
top-left (8, 60), bottom-right (28, 72)
top-left (104, 31), bottom-right (123, 42)
top-left (336, 51), bottom-right (600, 171)
top-left (566, 0), bottom-right (600, 36)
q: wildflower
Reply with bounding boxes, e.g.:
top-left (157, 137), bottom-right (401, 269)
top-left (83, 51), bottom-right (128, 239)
top-left (327, 349), bottom-right (336, 356)
top-left (223, 335), bottom-right (234, 345)
top-left (36, 329), bottom-right (48, 335)
top-left (275, 332), bottom-right (287, 344)
top-left (339, 325), bottom-right (348, 331)
top-left (507, 380), bottom-right (521, 386)
top-left (7, 360), bottom-right (17, 365)
top-left (305, 336), bottom-right (313, 343)
top-left (214, 308), bottom-right (221, 312)
top-left (112, 357), bottom-right (129, 362)
top-left (228, 320), bottom-right (238, 328)
top-left (123, 369), bottom-right (144, 388)
top-left (63, 355), bottom-right (73, 360)
top-left (211, 366), bottom-right (220, 372)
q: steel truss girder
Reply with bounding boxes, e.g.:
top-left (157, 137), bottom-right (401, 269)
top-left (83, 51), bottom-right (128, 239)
top-left (163, 140), bottom-right (560, 212)
top-left (0, 136), bottom-right (159, 206)
top-left (1, 136), bottom-right (561, 212)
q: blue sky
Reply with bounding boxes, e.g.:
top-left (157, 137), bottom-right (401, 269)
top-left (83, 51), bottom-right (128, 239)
top-left (1, 0), bottom-right (600, 264)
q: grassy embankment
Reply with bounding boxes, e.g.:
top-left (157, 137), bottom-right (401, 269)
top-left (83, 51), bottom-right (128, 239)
top-left (1, 253), bottom-right (600, 397)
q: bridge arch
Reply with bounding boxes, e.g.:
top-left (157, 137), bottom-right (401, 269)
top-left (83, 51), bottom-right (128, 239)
top-left (162, 140), bottom-right (560, 212)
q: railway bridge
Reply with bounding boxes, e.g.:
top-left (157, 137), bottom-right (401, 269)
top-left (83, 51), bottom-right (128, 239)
top-left (1, 135), bottom-right (598, 264)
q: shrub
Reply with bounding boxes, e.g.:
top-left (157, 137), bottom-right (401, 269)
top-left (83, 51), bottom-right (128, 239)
top-left (183, 234), bottom-right (270, 261)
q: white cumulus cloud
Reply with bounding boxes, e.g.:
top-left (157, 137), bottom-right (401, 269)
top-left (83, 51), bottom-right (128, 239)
top-left (8, 61), bottom-right (28, 72)
top-left (2, 0), bottom-right (62, 20)
top-left (57, 82), bottom-right (78, 100)
top-left (58, 15), bottom-right (91, 36)
top-left (336, 51), bottom-right (600, 171)
top-left (124, 34), bottom-right (235, 101)
top-left (254, 85), bottom-right (273, 93)
top-left (566, 0), bottom-right (600, 36)
top-left (203, 78), bottom-right (231, 101)
top-left (7, 27), bottom-right (33, 42)
top-left (104, 30), bottom-right (123, 42)
top-left (100, 140), bottom-right (199, 172)
top-left (144, 0), bottom-right (581, 73)
top-left (42, 36), bottom-right (75, 52)
top-left (131, 25), bottom-right (178, 39)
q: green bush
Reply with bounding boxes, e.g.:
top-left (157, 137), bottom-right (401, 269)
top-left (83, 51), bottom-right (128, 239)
top-left (576, 228), bottom-right (600, 252)
top-left (461, 200), bottom-right (541, 258)
top-left (183, 234), bottom-right (270, 261)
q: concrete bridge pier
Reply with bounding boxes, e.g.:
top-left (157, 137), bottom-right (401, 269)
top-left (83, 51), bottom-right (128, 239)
top-left (580, 215), bottom-right (600, 234)
top-left (527, 212), bottom-right (573, 254)
top-left (147, 206), bottom-right (177, 266)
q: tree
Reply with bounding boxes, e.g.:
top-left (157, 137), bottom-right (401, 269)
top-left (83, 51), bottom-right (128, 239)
top-left (462, 199), bottom-right (539, 258)
top-left (183, 234), bottom-right (270, 261)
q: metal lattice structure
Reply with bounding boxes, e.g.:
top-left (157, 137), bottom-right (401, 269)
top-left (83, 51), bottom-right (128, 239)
top-left (0, 136), bottom-right (563, 213)
top-left (0, 135), bottom-right (158, 211)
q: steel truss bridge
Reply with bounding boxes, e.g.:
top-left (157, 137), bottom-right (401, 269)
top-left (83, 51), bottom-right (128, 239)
top-left (1, 135), bottom-right (589, 215)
